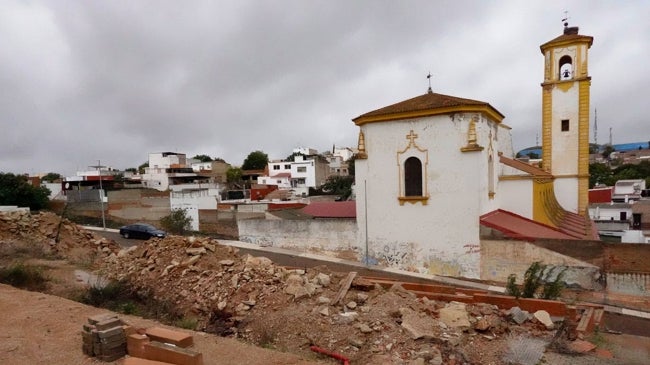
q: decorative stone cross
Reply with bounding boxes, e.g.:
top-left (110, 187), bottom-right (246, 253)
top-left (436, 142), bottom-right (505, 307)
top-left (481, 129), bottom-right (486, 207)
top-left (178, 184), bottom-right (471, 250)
top-left (406, 130), bottom-right (418, 145)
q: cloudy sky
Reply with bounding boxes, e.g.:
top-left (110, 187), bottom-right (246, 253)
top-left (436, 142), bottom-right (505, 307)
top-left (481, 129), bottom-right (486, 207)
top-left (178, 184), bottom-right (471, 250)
top-left (1, 1), bottom-right (648, 176)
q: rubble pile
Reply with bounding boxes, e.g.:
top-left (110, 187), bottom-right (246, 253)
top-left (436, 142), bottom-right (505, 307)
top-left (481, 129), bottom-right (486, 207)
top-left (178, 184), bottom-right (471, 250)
top-left (100, 236), bottom-right (567, 364)
top-left (0, 210), bottom-right (120, 262)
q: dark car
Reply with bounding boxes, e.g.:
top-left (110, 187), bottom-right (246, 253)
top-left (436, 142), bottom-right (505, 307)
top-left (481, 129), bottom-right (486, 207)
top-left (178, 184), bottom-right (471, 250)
top-left (119, 223), bottom-right (166, 239)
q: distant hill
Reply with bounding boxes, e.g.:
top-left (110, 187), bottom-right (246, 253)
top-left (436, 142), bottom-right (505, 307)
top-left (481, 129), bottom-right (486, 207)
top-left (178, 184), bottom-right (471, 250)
top-left (516, 141), bottom-right (650, 157)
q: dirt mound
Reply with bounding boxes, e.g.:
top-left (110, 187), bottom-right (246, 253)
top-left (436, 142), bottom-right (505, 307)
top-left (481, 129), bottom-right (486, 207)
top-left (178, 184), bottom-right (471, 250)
top-left (0, 210), bottom-right (119, 264)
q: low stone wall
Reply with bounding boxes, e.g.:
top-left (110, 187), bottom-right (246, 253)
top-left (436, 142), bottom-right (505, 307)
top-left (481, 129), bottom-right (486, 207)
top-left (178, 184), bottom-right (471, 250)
top-left (480, 239), bottom-right (603, 290)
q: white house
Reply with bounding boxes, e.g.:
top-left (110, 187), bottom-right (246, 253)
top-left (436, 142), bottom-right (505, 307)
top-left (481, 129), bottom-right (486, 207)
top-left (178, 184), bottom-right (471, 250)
top-left (169, 183), bottom-right (221, 231)
top-left (142, 152), bottom-right (202, 191)
top-left (260, 154), bottom-right (330, 197)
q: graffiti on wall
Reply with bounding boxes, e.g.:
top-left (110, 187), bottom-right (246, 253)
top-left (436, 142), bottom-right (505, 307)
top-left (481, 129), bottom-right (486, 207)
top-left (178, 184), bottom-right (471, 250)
top-left (239, 235), bottom-right (274, 247)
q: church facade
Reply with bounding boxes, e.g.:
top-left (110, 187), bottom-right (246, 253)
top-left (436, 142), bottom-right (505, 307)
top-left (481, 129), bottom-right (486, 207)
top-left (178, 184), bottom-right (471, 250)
top-left (352, 24), bottom-right (596, 278)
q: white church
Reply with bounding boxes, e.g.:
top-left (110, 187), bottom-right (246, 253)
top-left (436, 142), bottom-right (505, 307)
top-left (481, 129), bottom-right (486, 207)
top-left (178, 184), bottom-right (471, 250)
top-left (353, 23), bottom-right (597, 278)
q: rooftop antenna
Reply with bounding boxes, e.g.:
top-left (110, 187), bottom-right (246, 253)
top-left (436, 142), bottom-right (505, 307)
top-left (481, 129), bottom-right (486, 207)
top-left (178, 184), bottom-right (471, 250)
top-left (609, 127), bottom-right (613, 146)
top-left (535, 133), bottom-right (539, 147)
top-left (426, 72), bottom-right (433, 93)
top-left (594, 108), bottom-right (598, 145)
top-left (562, 10), bottom-right (570, 28)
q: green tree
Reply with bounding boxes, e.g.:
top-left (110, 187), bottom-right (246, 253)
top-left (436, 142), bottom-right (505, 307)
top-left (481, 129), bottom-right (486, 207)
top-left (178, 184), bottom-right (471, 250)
top-left (0, 173), bottom-right (50, 210)
top-left (226, 167), bottom-right (243, 184)
top-left (589, 162), bottom-right (614, 187)
top-left (242, 150), bottom-right (269, 170)
top-left (138, 162), bottom-right (149, 174)
top-left (285, 152), bottom-right (304, 162)
top-left (124, 167), bottom-right (137, 173)
top-left (601, 145), bottom-right (615, 159)
top-left (160, 208), bottom-right (193, 235)
top-left (192, 154), bottom-right (213, 163)
top-left (320, 175), bottom-right (354, 200)
top-left (41, 172), bottom-right (62, 182)
top-left (347, 154), bottom-right (357, 176)
top-left (506, 261), bottom-right (566, 300)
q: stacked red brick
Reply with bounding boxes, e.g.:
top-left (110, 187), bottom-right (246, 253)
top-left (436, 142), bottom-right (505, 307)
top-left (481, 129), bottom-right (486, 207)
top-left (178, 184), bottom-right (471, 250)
top-left (81, 314), bottom-right (128, 362)
top-left (126, 326), bottom-right (203, 365)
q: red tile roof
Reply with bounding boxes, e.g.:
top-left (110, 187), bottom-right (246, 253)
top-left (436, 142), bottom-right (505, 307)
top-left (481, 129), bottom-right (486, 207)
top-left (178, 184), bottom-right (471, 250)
top-left (480, 209), bottom-right (589, 241)
top-left (300, 201), bottom-right (356, 218)
top-left (352, 91), bottom-right (504, 125)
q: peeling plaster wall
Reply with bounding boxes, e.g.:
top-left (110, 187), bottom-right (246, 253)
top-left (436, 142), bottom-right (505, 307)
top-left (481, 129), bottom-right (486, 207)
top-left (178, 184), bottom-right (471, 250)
top-left (606, 272), bottom-right (650, 297)
top-left (481, 239), bottom-right (602, 290)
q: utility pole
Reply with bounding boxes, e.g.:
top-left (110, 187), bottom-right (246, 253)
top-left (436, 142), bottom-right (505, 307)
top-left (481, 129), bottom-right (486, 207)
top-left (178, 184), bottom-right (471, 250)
top-left (90, 160), bottom-right (107, 230)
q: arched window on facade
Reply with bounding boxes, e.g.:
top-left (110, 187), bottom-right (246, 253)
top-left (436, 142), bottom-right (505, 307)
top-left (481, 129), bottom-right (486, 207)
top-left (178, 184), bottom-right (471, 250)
top-left (404, 157), bottom-right (423, 196)
top-left (559, 55), bottom-right (573, 80)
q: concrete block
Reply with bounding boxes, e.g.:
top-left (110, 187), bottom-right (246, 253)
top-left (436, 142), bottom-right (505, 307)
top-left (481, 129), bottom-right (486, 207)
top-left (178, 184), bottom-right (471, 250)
top-left (97, 326), bottom-right (124, 339)
top-left (95, 317), bottom-right (124, 331)
top-left (145, 327), bottom-right (193, 348)
top-left (88, 313), bottom-right (118, 325)
top-left (143, 341), bottom-right (203, 365)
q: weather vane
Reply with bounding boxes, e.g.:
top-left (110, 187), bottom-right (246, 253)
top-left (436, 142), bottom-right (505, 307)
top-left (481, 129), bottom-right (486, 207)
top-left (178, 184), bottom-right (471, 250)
top-left (562, 10), bottom-right (570, 28)
top-left (426, 72), bottom-right (433, 93)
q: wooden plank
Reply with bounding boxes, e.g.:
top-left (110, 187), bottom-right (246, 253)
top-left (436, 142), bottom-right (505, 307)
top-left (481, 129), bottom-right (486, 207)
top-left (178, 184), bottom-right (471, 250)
top-left (332, 271), bottom-right (357, 305)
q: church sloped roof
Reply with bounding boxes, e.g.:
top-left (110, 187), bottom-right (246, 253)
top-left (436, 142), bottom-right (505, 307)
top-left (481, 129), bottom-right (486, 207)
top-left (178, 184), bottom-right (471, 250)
top-left (499, 155), bottom-right (551, 177)
top-left (480, 209), bottom-right (589, 241)
top-left (353, 91), bottom-right (504, 125)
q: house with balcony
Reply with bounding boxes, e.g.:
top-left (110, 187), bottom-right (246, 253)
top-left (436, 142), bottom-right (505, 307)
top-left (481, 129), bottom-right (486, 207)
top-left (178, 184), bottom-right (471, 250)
top-left (142, 152), bottom-right (207, 191)
top-left (260, 154), bottom-right (329, 197)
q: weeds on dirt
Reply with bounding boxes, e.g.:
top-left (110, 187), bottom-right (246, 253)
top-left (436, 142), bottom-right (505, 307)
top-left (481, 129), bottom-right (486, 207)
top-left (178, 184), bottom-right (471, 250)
top-left (502, 334), bottom-right (547, 365)
top-left (0, 240), bottom-right (55, 260)
top-left (174, 316), bottom-right (198, 330)
top-left (0, 262), bottom-right (49, 291)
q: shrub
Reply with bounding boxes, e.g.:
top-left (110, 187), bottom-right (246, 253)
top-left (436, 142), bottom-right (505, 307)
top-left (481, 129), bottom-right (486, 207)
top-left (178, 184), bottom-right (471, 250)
top-left (160, 208), bottom-right (193, 235)
top-left (505, 261), bottom-right (566, 300)
top-left (0, 263), bottom-right (49, 291)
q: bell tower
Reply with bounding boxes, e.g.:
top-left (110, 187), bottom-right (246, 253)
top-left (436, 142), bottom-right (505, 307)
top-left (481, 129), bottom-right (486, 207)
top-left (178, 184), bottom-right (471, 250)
top-left (540, 22), bottom-right (593, 215)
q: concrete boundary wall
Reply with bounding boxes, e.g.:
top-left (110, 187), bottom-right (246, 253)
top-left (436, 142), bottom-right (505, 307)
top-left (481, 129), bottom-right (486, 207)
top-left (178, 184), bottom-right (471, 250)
top-left (237, 218), bottom-right (358, 256)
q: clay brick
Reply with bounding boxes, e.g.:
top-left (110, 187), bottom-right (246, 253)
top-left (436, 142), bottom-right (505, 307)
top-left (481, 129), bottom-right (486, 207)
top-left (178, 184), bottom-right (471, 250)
top-left (145, 327), bottom-right (193, 348)
top-left (124, 357), bottom-right (176, 365)
top-left (518, 298), bottom-right (567, 317)
top-left (473, 293), bottom-right (518, 309)
top-left (123, 325), bottom-right (136, 336)
top-left (576, 307), bottom-right (594, 332)
top-left (127, 334), bottom-right (150, 358)
top-left (143, 341), bottom-right (203, 365)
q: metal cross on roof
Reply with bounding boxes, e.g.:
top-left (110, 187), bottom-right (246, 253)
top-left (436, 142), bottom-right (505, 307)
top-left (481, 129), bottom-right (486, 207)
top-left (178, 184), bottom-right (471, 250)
top-left (427, 72), bottom-right (433, 93)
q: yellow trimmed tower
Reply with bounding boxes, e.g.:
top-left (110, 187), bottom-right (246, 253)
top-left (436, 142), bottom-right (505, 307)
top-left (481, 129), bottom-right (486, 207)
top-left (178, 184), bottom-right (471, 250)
top-left (540, 23), bottom-right (593, 215)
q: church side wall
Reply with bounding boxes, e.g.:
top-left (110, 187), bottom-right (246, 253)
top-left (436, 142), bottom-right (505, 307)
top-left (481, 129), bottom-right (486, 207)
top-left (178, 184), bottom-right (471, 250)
top-left (498, 180), bottom-right (533, 218)
top-left (358, 115), bottom-right (484, 278)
